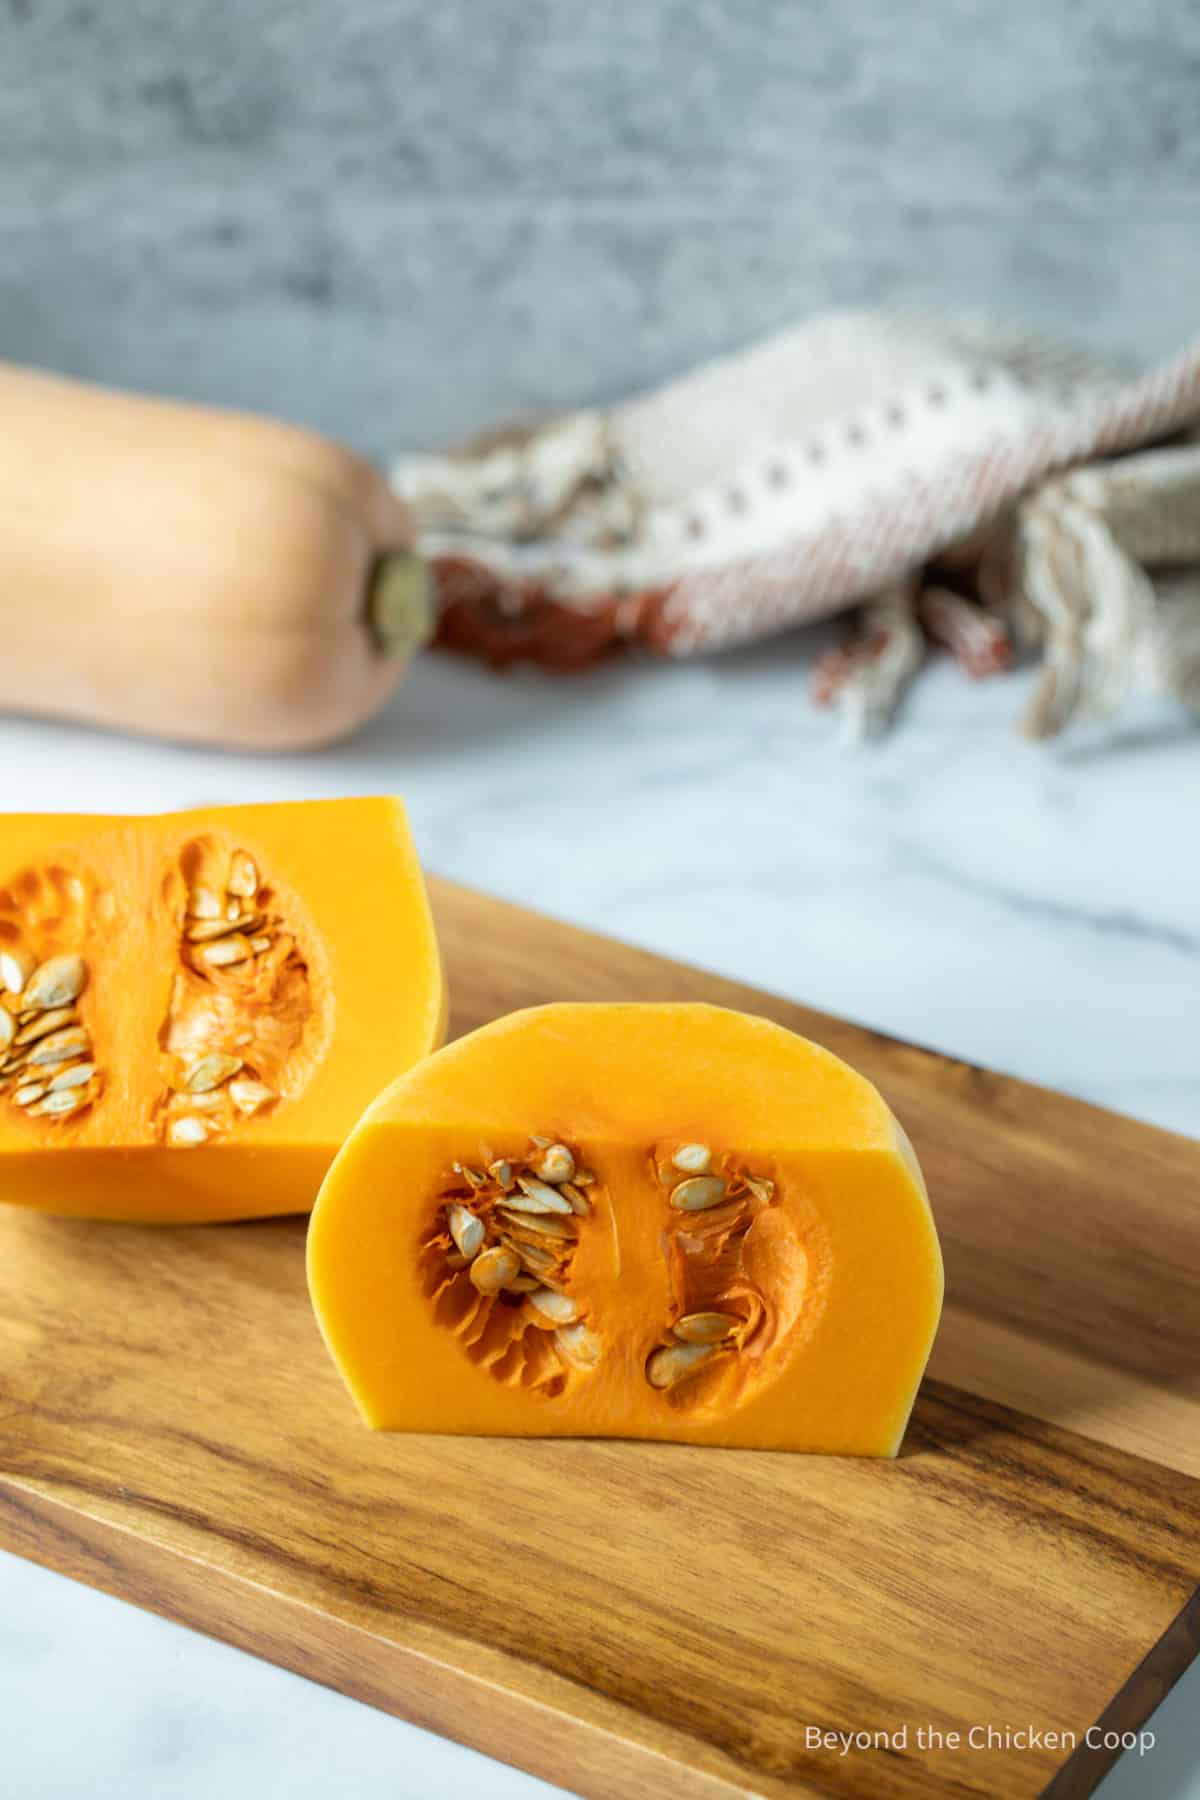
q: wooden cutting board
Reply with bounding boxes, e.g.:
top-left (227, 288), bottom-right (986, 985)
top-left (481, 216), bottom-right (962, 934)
top-left (1, 878), bottom-right (1197, 1800)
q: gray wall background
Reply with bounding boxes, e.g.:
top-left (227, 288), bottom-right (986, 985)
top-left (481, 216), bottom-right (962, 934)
top-left (3, 1), bottom-right (1198, 461)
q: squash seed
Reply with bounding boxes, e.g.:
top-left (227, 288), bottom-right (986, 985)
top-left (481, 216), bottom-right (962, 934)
top-left (745, 1177), bottom-right (775, 1204)
top-left (0, 948), bottom-right (34, 995)
top-left (496, 1206), bottom-right (573, 1240)
top-left (510, 1176), bottom-right (573, 1215)
top-left (199, 934), bottom-right (252, 968)
top-left (469, 1245), bottom-right (520, 1295)
top-left (167, 1116), bottom-right (208, 1146)
top-left (527, 1287), bottom-right (579, 1325)
top-left (14, 1005), bottom-right (78, 1046)
top-left (186, 1053), bottom-right (243, 1094)
top-left (250, 936), bottom-right (272, 954)
top-left (33, 1087), bottom-right (85, 1117)
top-left (554, 1322), bottom-right (601, 1370)
top-left (671, 1143), bottom-right (711, 1174)
top-left (669, 1175), bottom-right (728, 1212)
top-left (186, 914), bottom-right (260, 944)
top-left (179, 1090), bottom-right (224, 1113)
top-left (27, 1026), bottom-right (89, 1066)
top-left (228, 854), bottom-right (258, 898)
top-left (560, 1181), bottom-right (591, 1215)
top-left (228, 1077), bottom-right (275, 1114)
top-left (646, 1342), bottom-right (719, 1389)
top-left (487, 1158), bottom-right (513, 1189)
top-left (504, 1237), bottom-right (556, 1274)
top-left (447, 1202), bottom-right (485, 1259)
top-left (47, 1061), bottom-right (96, 1093)
top-left (0, 1011), bottom-right (13, 1052)
top-left (188, 885), bottom-right (223, 920)
top-left (13, 1081), bottom-right (46, 1106)
top-left (673, 1311), bottom-right (739, 1345)
top-left (503, 1274), bottom-right (539, 1294)
top-left (25, 954), bottom-right (87, 1011)
top-left (533, 1143), bottom-right (575, 1183)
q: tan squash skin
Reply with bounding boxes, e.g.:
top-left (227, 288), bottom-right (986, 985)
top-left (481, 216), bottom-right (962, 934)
top-left (0, 361), bottom-right (428, 750)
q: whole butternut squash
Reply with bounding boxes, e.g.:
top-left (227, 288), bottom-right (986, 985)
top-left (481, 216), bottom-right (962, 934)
top-left (0, 362), bottom-right (431, 749)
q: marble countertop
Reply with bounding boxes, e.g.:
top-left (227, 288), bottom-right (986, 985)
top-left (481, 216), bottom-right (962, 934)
top-left (1, 642), bottom-right (1197, 1800)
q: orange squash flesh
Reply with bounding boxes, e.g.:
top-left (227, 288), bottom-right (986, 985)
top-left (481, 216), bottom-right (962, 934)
top-left (0, 797), bottom-right (445, 1222)
top-left (307, 1004), bottom-right (943, 1455)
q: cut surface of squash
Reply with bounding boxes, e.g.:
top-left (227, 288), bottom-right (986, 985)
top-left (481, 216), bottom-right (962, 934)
top-left (307, 1003), bottom-right (943, 1455)
top-left (0, 797), bottom-right (444, 1222)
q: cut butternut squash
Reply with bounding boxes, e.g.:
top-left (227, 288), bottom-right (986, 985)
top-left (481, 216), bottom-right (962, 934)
top-left (0, 797), bottom-right (445, 1222)
top-left (0, 361), bottom-right (431, 749)
top-left (307, 1003), bottom-right (943, 1455)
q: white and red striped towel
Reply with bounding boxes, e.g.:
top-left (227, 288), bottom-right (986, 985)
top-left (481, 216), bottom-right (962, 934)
top-left (393, 311), bottom-right (1200, 738)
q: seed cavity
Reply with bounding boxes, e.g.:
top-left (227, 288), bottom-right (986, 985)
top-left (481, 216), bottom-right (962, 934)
top-left (422, 1132), bottom-right (602, 1398)
top-left (647, 1141), bottom-right (795, 1410)
top-left (155, 841), bottom-right (296, 1145)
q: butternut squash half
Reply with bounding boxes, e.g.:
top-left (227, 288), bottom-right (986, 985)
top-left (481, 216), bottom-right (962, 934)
top-left (308, 1004), bottom-right (943, 1455)
top-left (0, 361), bottom-right (430, 749)
top-left (0, 797), bottom-right (444, 1221)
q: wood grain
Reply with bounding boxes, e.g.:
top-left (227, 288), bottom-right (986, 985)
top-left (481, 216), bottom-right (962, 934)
top-left (1, 876), bottom-right (1198, 1800)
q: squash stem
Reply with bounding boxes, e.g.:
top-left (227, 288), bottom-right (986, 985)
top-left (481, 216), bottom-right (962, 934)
top-left (369, 552), bottom-right (434, 659)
